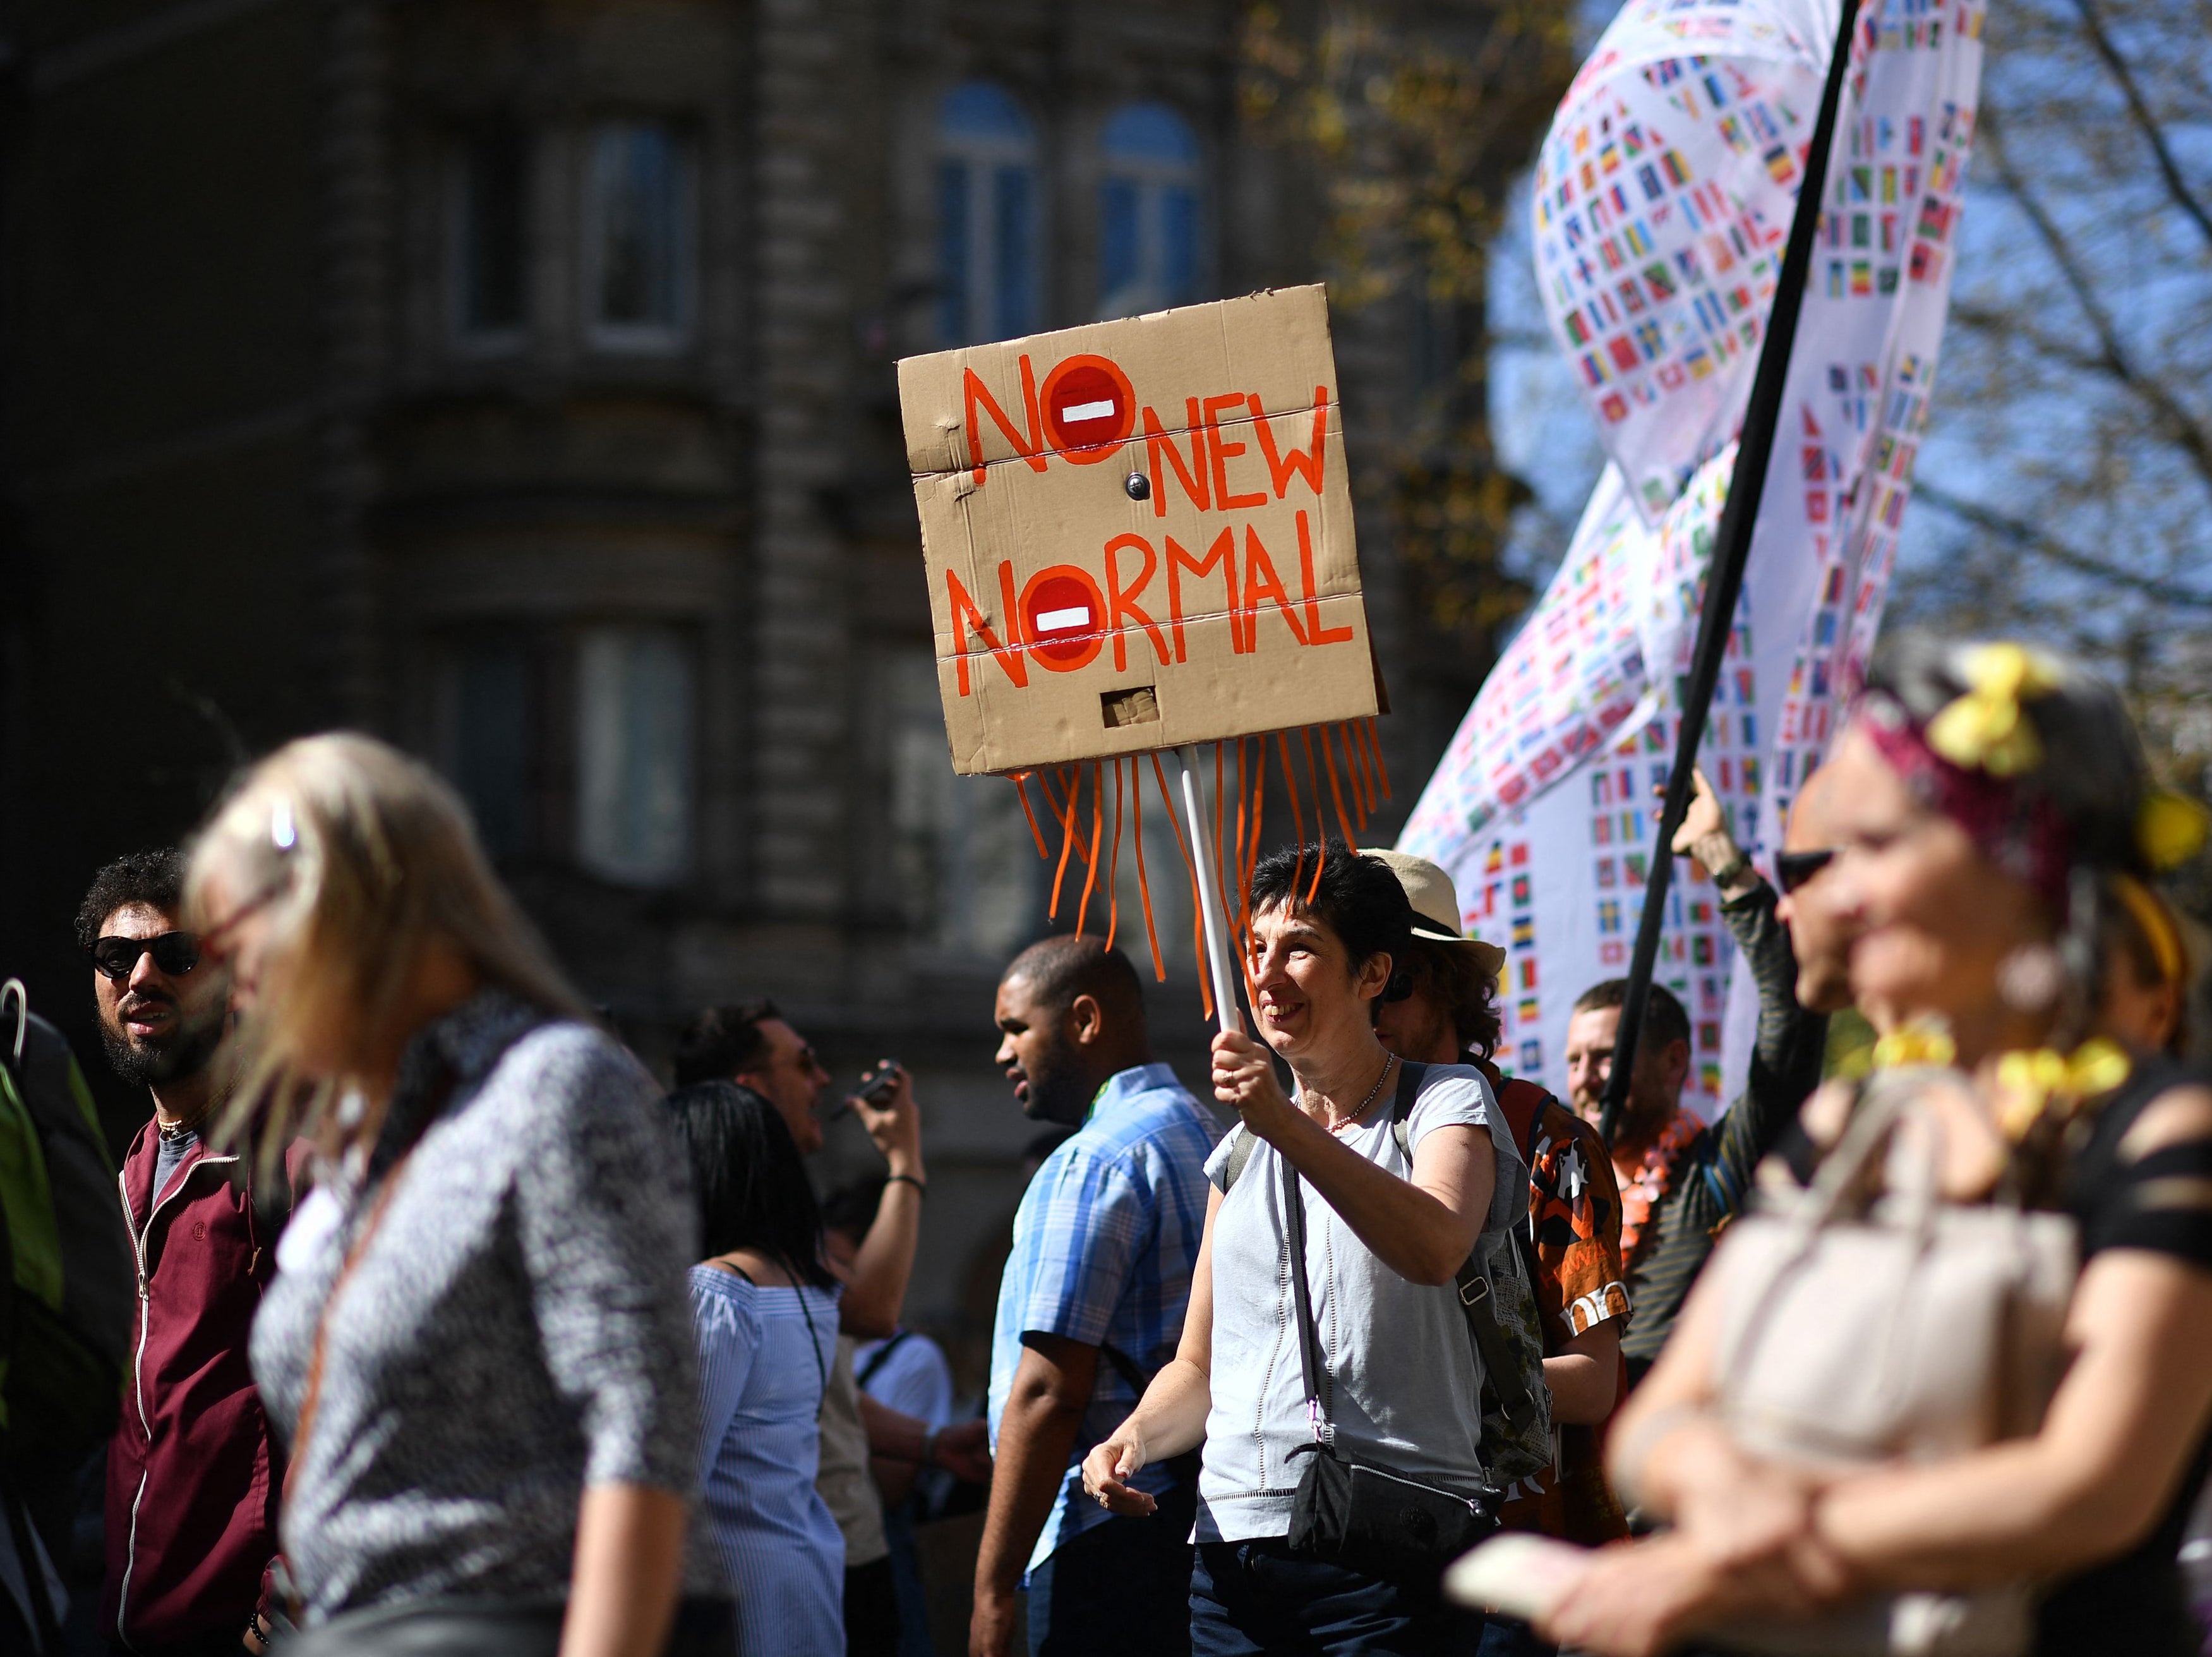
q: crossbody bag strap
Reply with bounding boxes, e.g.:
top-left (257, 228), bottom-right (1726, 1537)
top-left (857, 1327), bottom-right (913, 1389)
top-left (1387, 1060), bottom-right (1430, 1164)
top-left (1279, 1149), bottom-right (1331, 1446)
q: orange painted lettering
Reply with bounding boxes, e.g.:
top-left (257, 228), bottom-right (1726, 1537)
top-left (1103, 534), bottom-right (1171, 671)
top-left (1295, 509), bottom-right (1353, 644)
top-left (1142, 399), bottom-right (1210, 518)
top-left (944, 563), bottom-right (1029, 693)
top-left (1203, 392), bottom-right (1268, 510)
top-left (963, 358), bottom-right (1047, 485)
top-left (1166, 527), bottom-right (1240, 661)
top-left (1241, 524), bottom-right (1309, 650)
top-left (1249, 387), bottom-right (1330, 498)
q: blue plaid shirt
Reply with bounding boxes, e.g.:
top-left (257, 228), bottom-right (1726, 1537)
top-left (987, 1062), bottom-right (1223, 1576)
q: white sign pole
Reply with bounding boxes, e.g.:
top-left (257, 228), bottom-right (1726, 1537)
top-left (1175, 746), bottom-right (1244, 1035)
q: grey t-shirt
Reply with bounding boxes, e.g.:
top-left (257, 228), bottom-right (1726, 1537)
top-left (1195, 1062), bottom-right (1526, 1544)
top-left (153, 1125), bottom-right (199, 1202)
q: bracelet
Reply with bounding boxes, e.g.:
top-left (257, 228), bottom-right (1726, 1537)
top-left (886, 1172), bottom-right (928, 1195)
top-left (1707, 850), bottom-right (1753, 889)
top-left (920, 1425), bottom-right (941, 1467)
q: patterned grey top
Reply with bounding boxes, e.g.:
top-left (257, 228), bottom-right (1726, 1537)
top-left (255, 991), bottom-right (716, 1620)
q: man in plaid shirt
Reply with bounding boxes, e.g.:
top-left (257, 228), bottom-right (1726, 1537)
top-left (973, 937), bottom-right (1223, 1657)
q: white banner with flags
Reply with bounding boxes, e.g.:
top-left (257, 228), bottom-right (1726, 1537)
top-left (1400, 0), bottom-right (1985, 1110)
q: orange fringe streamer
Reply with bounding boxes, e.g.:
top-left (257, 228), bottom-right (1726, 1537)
top-left (1338, 723), bottom-right (1372, 827)
top-left (1105, 759), bottom-right (1124, 953)
top-left (1048, 765), bottom-right (1082, 919)
top-left (1363, 718), bottom-right (1392, 800)
top-left (1007, 717), bottom-right (1389, 1019)
top-left (1244, 736), bottom-right (1265, 937)
top-left (1321, 725), bottom-right (1357, 852)
top-left (1277, 732), bottom-right (1306, 898)
top-left (1011, 773), bottom-right (1049, 859)
top-left (1131, 756), bottom-right (1165, 981)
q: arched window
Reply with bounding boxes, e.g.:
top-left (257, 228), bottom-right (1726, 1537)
top-left (1098, 103), bottom-right (1202, 318)
top-left (937, 82), bottom-right (1040, 346)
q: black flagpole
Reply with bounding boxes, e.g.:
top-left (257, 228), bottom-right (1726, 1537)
top-left (1597, 0), bottom-right (1863, 1146)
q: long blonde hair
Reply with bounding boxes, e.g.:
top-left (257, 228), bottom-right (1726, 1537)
top-left (186, 732), bottom-right (586, 1160)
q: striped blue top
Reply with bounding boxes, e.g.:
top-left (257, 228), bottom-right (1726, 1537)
top-left (688, 1266), bottom-right (845, 1656)
top-left (987, 1062), bottom-right (1223, 1577)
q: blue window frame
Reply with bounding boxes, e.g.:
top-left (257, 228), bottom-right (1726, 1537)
top-left (1097, 103), bottom-right (1203, 318)
top-left (937, 82), bottom-right (1041, 345)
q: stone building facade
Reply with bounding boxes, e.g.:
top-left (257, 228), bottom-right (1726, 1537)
top-left (0, 0), bottom-right (1494, 1368)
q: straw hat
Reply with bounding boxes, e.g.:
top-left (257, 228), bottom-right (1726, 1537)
top-left (1367, 850), bottom-right (1507, 977)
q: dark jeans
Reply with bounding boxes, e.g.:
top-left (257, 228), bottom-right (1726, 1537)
top-left (1472, 1612), bottom-right (1554, 1657)
top-left (1189, 1540), bottom-right (1480, 1657)
top-left (845, 1555), bottom-right (901, 1657)
top-left (1026, 1483), bottom-right (1196, 1657)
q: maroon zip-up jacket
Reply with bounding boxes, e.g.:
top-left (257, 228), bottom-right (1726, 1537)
top-left (102, 1123), bottom-right (305, 1652)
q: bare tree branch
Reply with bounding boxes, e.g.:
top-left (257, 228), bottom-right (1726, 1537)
top-left (1978, 105), bottom-right (2212, 493)
top-left (2070, 0), bottom-right (2212, 253)
top-left (1913, 478), bottom-right (2212, 608)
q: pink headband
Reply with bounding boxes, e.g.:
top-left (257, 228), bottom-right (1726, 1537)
top-left (1856, 692), bottom-right (2074, 911)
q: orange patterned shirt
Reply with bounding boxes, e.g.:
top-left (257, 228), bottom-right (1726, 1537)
top-left (1492, 1080), bottom-right (1633, 1545)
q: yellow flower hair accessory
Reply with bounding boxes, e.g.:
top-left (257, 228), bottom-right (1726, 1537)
top-left (1923, 642), bottom-right (2061, 778)
top-left (1870, 1022), bottom-right (1957, 1071)
top-left (2138, 788), bottom-right (2210, 872)
top-left (1992, 1038), bottom-right (2132, 1142)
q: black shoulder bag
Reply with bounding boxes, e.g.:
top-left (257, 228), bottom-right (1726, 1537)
top-left (1280, 1064), bottom-right (1502, 1585)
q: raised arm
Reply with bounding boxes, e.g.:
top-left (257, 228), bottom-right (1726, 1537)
top-left (838, 1066), bottom-right (925, 1339)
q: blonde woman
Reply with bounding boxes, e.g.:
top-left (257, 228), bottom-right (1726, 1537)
top-left (186, 734), bottom-right (728, 1657)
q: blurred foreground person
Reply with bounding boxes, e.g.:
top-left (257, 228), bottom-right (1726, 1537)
top-left (81, 850), bottom-right (299, 1657)
top-left (1370, 850), bottom-right (1630, 1657)
top-left (974, 937), bottom-right (1218, 1657)
top-left (186, 734), bottom-right (729, 1657)
top-left (0, 980), bottom-right (131, 1654)
top-left (1085, 845), bottom-right (1526, 1657)
top-left (1544, 637), bottom-right (2212, 1657)
top-left (1563, 768), bottom-right (1827, 1382)
top-left (666, 1082), bottom-right (847, 1657)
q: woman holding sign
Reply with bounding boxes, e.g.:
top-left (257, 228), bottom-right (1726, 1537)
top-left (1081, 843), bottom-right (1527, 1654)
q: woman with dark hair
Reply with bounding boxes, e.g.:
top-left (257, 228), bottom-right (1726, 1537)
top-left (1079, 841), bottom-right (1527, 1655)
top-left (664, 1082), bottom-right (846, 1657)
top-left (1534, 635), bottom-right (2212, 1657)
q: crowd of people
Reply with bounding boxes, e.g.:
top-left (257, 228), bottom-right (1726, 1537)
top-left (0, 629), bottom-right (2206, 1657)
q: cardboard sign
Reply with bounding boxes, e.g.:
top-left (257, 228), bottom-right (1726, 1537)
top-left (898, 286), bottom-right (1378, 775)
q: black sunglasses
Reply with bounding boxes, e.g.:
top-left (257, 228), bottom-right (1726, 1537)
top-left (91, 932), bottom-right (202, 982)
top-left (1775, 849), bottom-right (1835, 895)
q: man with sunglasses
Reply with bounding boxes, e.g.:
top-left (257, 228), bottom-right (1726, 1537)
top-left (79, 849), bottom-right (294, 1657)
top-left (1561, 769), bottom-right (1832, 1389)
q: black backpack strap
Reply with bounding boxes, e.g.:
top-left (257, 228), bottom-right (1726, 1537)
top-left (1215, 1125), bottom-right (1259, 1193)
top-left (1387, 1059), bottom-right (1429, 1164)
top-left (856, 1328), bottom-right (913, 1389)
top-left (1280, 1148), bottom-right (1331, 1447)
